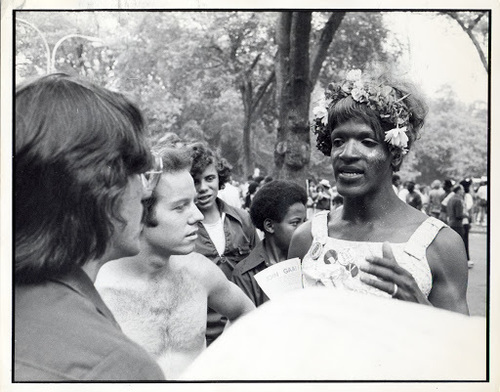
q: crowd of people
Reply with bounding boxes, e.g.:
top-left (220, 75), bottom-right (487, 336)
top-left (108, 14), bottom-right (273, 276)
top-left (14, 70), bottom-right (486, 381)
top-left (390, 175), bottom-right (488, 269)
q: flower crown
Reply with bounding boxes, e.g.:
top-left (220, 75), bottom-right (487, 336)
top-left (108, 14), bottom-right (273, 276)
top-left (312, 69), bottom-right (412, 154)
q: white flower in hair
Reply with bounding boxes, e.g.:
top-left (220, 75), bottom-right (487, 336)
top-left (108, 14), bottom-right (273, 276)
top-left (384, 126), bottom-right (409, 148)
top-left (313, 105), bottom-right (329, 125)
top-left (351, 87), bottom-right (369, 103)
top-left (346, 69), bottom-right (362, 81)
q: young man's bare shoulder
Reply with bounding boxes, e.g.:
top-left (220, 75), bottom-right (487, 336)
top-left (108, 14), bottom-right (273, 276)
top-left (170, 252), bottom-right (226, 292)
top-left (170, 253), bottom-right (220, 282)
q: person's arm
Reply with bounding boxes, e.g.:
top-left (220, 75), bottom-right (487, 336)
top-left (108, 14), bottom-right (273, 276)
top-left (196, 255), bottom-right (255, 322)
top-left (287, 220), bottom-right (313, 260)
top-left (426, 227), bottom-right (469, 314)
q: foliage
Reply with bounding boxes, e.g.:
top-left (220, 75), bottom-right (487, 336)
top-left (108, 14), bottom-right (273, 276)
top-left (404, 86), bottom-right (487, 184)
top-left (316, 12), bottom-right (400, 86)
top-left (16, 12), bottom-right (121, 86)
top-left (14, 11), bottom-right (487, 186)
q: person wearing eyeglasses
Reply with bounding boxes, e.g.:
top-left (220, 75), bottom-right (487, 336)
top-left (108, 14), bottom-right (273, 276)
top-left (95, 147), bottom-right (255, 379)
top-left (14, 74), bottom-right (164, 381)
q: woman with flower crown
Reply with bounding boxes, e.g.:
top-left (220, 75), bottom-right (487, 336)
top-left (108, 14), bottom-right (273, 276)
top-left (288, 70), bottom-right (469, 314)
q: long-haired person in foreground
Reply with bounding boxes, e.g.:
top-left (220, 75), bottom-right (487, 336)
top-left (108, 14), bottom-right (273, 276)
top-left (14, 74), bottom-right (164, 380)
top-left (288, 69), bottom-right (469, 314)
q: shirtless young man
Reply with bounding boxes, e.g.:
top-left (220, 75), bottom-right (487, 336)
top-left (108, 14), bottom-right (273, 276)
top-left (95, 148), bottom-right (255, 379)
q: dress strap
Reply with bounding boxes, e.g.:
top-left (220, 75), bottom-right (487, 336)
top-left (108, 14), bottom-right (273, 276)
top-left (311, 210), bottom-right (330, 245)
top-left (404, 216), bottom-right (447, 259)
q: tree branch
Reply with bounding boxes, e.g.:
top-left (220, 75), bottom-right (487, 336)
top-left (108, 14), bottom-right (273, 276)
top-left (309, 12), bottom-right (345, 89)
top-left (249, 53), bottom-right (262, 73)
top-left (470, 11), bottom-right (487, 30)
top-left (442, 12), bottom-right (488, 72)
top-left (251, 70), bottom-right (276, 113)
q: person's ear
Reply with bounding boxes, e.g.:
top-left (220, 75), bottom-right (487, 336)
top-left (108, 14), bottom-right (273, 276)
top-left (263, 218), bottom-right (274, 234)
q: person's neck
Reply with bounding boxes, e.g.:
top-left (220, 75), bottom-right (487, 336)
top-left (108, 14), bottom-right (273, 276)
top-left (341, 183), bottom-right (402, 223)
top-left (123, 248), bottom-right (172, 280)
top-left (81, 260), bottom-right (103, 283)
top-left (262, 237), bottom-right (287, 265)
top-left (202, 202), bottom-right (221, 224)
top-left (82, 247), bottom-right (118, 282)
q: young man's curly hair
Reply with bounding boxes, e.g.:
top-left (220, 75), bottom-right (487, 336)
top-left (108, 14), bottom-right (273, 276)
top-left (187, 142), bottom-right (232, 189)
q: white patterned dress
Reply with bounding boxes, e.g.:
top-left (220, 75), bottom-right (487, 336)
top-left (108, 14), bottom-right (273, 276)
top-left (302, 211), bottom-right (447, 298)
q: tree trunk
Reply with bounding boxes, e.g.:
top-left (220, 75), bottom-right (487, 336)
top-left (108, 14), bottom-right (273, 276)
top-left (240, 78), bottom-right (253, 178)
top-left (273, 12), bottom-right (345, 186)
top-left (240, 61), bottom-right (275, 179)
top-left (274, 12), bottom-right (312, 185)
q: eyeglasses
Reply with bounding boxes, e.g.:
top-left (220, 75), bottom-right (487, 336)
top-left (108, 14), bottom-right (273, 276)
top-left (140, 153), bottom-right (163, 192)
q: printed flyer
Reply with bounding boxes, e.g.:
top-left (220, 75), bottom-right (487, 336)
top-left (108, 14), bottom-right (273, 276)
top-left (254, 258), bottom-right (303, 300)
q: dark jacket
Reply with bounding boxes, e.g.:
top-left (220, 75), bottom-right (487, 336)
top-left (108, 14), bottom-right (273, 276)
top-left (232, 241), bottom-right (271, 307)
top-left (195, 198), bottom-right (258, 279)
top-left (14, 266), bottom-right (164, 381)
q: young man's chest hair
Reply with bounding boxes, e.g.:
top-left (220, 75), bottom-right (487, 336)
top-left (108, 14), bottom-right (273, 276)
top-left (99, 266), bottom-right (207, 356)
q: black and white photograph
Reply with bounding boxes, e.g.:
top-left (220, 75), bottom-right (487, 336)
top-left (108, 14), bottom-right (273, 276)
top-left (1, 0), bottom-right (497, 391)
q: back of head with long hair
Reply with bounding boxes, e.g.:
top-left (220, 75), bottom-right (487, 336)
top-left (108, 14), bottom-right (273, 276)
top-left (15, 73), bottom-right (153, 283)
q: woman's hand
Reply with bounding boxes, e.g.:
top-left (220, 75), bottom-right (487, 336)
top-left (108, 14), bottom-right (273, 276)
top-left (359, 242), bottom-right (432, 306)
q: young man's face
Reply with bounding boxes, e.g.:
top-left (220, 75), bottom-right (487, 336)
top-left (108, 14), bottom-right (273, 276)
top-left (193, 163), bottom-right (219, 213)
top-left (144, 170), bottom-right (204, 256)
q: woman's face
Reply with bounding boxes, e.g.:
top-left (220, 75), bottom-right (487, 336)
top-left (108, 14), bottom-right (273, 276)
top-left (193, 163), bottom-right (220, 213)
top-left (330, 119), bottom-right (392, 198)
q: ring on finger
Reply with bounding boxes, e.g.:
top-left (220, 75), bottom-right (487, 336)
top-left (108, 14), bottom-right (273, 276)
top-left (391, 283), bottom-right (398, 297)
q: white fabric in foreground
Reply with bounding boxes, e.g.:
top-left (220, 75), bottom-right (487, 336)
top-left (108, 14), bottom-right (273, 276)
top-left (180, 288), bottom-right (486, 380)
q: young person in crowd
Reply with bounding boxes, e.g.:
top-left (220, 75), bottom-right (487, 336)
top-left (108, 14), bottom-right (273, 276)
top-left (232, 180), bottom-right (307, 306)
top-left (188, 142), bottom-right (258, 345)
top-left (460, 180), bottom-right (475, 268)
top-left (428, 179), bottom-right (445, 219)
top-left (405, 181), bottom-right (423, 210)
